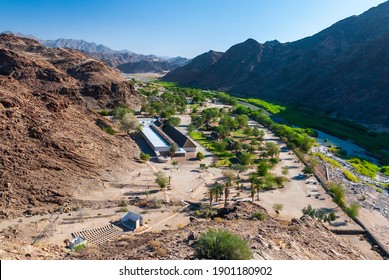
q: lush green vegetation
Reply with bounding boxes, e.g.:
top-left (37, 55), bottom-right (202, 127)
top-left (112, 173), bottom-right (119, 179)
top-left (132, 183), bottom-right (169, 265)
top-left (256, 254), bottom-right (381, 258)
top-left (240, 97), bottom-right (389, 165)
top-left (347, 157), bottom-right (380, 179)
top-left (316, 153), bottom-right (359, 182)
top-left (381, 166), bottom-right (389, 176)
top-left (196, 229), bottom-right (252, 260)
top-left (240, 98), bottom-right (286, 114)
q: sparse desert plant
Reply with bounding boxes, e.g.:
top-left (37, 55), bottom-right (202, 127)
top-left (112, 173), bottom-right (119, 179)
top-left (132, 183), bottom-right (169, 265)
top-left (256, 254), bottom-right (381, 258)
top-left (154, 171), bottom-right (169, 190)
top-left (345, 202), bottom-right (361, 219)
top-left (119, 206), bottom-right (128, 213)
top-left (172, 160), bottom-right (179, 169)
top-left (213, 217), bottom-right (223, 222)
top-left (330, 183), bottom-right (346, 208)
top-left (252, 211), bottom-right (266, 221)
top-left (118, 200), bottom-right (128, 207)
top-left (196, 229), bottom-right (252, 260)
top-left (196, 151), bottom-right (205, 161)
top-left (140, 152), bottom-right (151, 162)
top-left (273, 203), bottom-right (284, 214)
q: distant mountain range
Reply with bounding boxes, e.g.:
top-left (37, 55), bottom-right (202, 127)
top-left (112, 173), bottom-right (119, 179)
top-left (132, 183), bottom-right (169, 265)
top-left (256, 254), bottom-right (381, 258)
top-left (1, 31), bottom-right (190, 73)
top-left (163, 1), bottom-right (389, 129)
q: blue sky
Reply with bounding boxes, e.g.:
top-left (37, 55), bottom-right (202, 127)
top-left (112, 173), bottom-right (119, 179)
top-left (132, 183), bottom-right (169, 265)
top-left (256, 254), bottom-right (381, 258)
top-left (0, 0), bottom-right (386, 57)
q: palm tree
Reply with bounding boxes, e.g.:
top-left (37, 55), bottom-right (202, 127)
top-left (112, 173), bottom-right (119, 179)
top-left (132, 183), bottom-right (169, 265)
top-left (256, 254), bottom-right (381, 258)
top-left (208, 187), bottom-right (215, 206)
top-left (224, 183), bottom-right (230, 207)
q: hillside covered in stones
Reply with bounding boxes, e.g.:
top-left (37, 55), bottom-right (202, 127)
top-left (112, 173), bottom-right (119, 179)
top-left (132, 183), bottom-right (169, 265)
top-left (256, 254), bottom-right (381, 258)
top-left (0, 34), bottom-right (140, 218)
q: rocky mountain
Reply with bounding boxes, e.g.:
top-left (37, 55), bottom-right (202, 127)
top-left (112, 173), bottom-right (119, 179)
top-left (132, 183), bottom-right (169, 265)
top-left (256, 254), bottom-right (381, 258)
top-left (42, 37), bottom-right (190, 72)
top-left (0, 34), bottom-right (140, 218)
top-left (163, 1), bottom-right (389, 128)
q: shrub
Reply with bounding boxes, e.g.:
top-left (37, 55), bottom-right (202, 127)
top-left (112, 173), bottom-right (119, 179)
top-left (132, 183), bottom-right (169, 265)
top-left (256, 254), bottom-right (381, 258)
top-left (196, 151), bottom-right (205, 161)
top-left (252, 211), bottom-right (266, 221)
top-left (73, 243), bottom-right (87, 251)
top-left (344, 202), bottom-right (361, 219)
top-left (119, 206), bottom-right (128, 212)
top-left (330, 183), bottom-right (346, 208)
top-left (273, 203), bottom-right (284, 214)
top-left (118, 200), bottom-right (128, 207)
top-left (140, 152), bottom-right (151, 162)
top-left (99, 109), bottom-right (109, 116)
top-left (196, 229), bottom-right (252, 260)
top-left (102, 127), bottom-right (117, 135)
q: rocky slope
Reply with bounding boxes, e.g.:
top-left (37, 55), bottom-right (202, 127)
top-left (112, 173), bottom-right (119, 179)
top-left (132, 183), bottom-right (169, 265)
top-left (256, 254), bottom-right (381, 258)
top-left (73, 202), bottom-right (370, 260)
top-left (163, 1), bottom-right (389, 129)
top-left (0, 34), bottom-right (140, 218)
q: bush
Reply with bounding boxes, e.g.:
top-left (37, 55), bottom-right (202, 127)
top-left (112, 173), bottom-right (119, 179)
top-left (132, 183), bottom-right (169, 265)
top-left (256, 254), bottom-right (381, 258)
top-left (196, 151), bottom-right (205, 161)
top-left (273, 203), bottom-right (284, 214)
top-left (348, 157), bottom-right (379, 178)
top-left (330, 183), bottom-right (346, 208)
top-left (252, 211), bottom-right (266, 221)
top-left (196, 229), bottom-right (252, 260)
top-left (101, 127), bottom-right (117, 135)
top-left (99, 109), bottom-right (109, 116)
top-left (140, 152), bottom-right (151, 162)
top-left (344, 202), bottom-right (361, 219)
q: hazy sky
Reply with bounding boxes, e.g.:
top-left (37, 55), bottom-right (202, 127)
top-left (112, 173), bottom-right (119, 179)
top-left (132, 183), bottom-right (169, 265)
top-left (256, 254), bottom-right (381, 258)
top-left (0, 0), bottom-right (387, 57)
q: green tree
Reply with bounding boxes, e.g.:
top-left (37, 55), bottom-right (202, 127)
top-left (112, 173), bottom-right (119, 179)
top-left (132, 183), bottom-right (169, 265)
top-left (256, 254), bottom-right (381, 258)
top-left (187, 124), bottom-right (195, 134)
top-left (252, 127), bottom-right (260, 137)
top-left (265, 142), bottom-right (280, 158)
top-left (120, 112), bottom-right (138, 134)
top-left (237, 151), bottom-right (252, 166)
top-left (243, 127), bottom-right (252, 137)
top-left (196, 229), bottom-right (252, 260)
top-left (235, 115), bottom-right (249, 128)
top-left (154, 171), bottom-right (169, 191)
top-left (167, 116), bottom-right (181, 127)
top-left (257, 161), bottom-right (269, 176)
top-left (281, 166), bottom-right (289, 176)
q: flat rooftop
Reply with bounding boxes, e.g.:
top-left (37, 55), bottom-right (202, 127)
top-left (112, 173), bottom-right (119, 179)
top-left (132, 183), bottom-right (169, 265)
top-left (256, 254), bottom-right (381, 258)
top-left (141, 125), bottom-right (169, 149)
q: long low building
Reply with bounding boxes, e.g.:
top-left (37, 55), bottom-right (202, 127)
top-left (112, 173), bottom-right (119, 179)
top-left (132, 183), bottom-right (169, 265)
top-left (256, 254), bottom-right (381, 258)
top-left (138, 118), bottom-right (197, 158)
top-left (139, 122), bottom-right (170, 153)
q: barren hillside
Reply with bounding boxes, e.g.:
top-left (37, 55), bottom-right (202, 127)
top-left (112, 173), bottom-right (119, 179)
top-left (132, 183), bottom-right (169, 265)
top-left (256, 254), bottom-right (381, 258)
top-left (0, 34), bottom-right (140, 218)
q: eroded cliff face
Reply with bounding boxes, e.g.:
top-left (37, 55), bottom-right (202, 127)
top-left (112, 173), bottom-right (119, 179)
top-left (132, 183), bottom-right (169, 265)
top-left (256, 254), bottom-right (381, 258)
top-left (0, 34), bottom-right (140, 218)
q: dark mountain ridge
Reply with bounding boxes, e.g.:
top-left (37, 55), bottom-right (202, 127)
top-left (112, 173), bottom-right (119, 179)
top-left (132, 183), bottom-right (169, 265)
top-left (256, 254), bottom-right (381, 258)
top-left (163, 1), bottom-right (389, 129)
